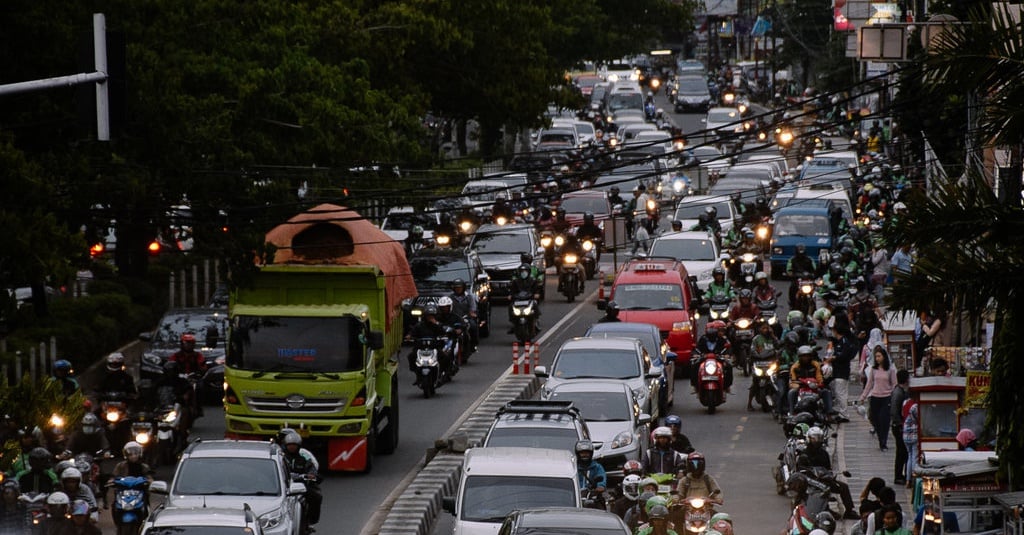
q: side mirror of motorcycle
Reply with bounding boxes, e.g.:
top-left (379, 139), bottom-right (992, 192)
top-left (534, 366), bottom-right (549, 378)
top-left (596, 299), bottom-right (608, 311)
top-left (646, 366), bottom-right (663, 379)
top-left (592, 441), bottom-right (605, 450)
top-left (476, 273), bottom-right (488, 283)
top-left (637, 414), bottom-right (652, 426)
top-left (149, 481), bottom-right (169, 495)
top-left (287, 481), bottom-right (307, 496)
top-left (442, 496), bottom-right (456, 514)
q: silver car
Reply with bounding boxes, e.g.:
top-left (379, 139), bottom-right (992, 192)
top-left (536, 337), bottom-right (662, 421)
top-left (141, 504), bottom-right (263, 534)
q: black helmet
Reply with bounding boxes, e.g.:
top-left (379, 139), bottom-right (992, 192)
top-left (784, 331), bottom-right (800, 346)
top-left (610, 186), bottom-right (620, 194)
top-left (712, 267), bottom-right (725, 278)
top-left (738, 288), bottom-right (752, 301)
top-left (520, 253), bottom-right (534, 264)
top-left (29, 447), bottom-right (53, 471)
top-left (829, 262), bottom-right (844, 278)
top-left (575, 439), bottom-right (595, 464)
top-left (686, 452), bottom-right (706, 476)
top-left (840, 246), bottom-right (854, 256)
top-left (672, 219), bottom-right (683, 230)
top-left (583, 212), bottom-right (595, 224)
top-left (424, 303), bottom-right (438, 316)
top-left (815, 511), bottom-right (837, 534)
top-left (705, 205), bottom-right (717, 218)
top-left (517, 264), bottom-right (532, 279)
top-left (795, 243), bottom-right (807, 255)
top-left (409, 225), bottom-right (424, 238)
top-left (451, 278), bottom-right (466, 290)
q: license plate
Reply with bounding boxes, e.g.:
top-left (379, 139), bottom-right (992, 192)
top-left (421, 368), bottom-right (432, 375)
top-left (736, 329), bottom-right (752, 336)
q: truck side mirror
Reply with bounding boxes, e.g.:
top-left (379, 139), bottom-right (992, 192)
top-left (366, 331), bottom-right (385, 350)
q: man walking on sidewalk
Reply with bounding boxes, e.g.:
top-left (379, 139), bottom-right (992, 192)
top-left (890, 369), bottom-right (910, 484)
top-left (830, 327), bottom-right (858, 422)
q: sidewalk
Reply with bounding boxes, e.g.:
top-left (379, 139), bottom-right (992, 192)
top-left (836, 382), bottom-right (913, 530)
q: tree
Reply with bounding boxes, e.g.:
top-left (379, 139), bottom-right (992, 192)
top-left (771, 0), bottom-right (833, 88)
top-left (889, 3), bottom-right (1024, 487)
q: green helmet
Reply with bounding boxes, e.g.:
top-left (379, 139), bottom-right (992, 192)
top-left (645, 495), bottom-right (669, 514)
top-left (787, 310), bottom-right (805, 324)
top-left (710, 512), bottom-right (733, 526)
top-left (792, 423), bottom-right (811, 438)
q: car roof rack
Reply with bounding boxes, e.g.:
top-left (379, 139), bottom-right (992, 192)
top-left (498, 400), bottom-right (580, 417)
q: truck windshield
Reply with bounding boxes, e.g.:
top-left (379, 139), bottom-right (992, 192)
top-left (229, 316), bottom-right (364, 372)
top-left (774, 214), bottom-right (831, 237)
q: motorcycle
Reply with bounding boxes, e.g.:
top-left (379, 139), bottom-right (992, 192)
top-left (155, 385), bottom-right (187, 465)
top-left (580, 237), bottom-right (599, 280)
top-left (790, 274), bottom-right (816, 319)
top-left (786, 467), bottom-right (847, 528)
top-left (110, 475), bottom-right (149, 535)
top-left (730, 317), bottom-right (756, 376)
top-left (127, 410), bottom-right (158, 466)
top-left (730, 252), bottom-right (760, 290)
top-left (773, 435), bottom-right (806, 495)
top-left (580, 488), bottom-right (607, 511)
top-left (413, 333), bottom-right (458, 399)
top-left (751, 358), bottom-right (780, 413)
top-left (682, 496), bottom-right (717, 533)
top-left (98, 391), bottom-right (134, 452)
top-left (290, 472), bottom-right (320, 535)
top-left (694, 352), bottom-right (727, 414)
top-left (707, 294), bottom-right (731, 321)
top-left (792, 377), bottom-right (830, 426)
top-left (19, 492), bottom-right (50, 534)
top-left (73, 451), bottom-right (107, 497)
top-left (509, 293), bottom-right (540, 343)
top-left (757, 297), bottom-right (783, 338)
top-left (558, 250), bottom-right (584, 303)
top-left (539, 230), bottom-right (558, 267)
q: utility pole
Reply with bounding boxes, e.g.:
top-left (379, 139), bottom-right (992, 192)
top-left (0, 13), bottom-right (110, 141)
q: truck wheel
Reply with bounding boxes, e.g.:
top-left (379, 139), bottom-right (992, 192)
top-left (376, 380), bottom-right (399, 455)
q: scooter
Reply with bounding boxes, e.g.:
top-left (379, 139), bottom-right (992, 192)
top-left (732, 252), bottom-right (760, 290)
top-left (413, 332), bottom-right (458, 399)
top-left (707, 294), bottom-right (731, 321)
top-left (757, 297), bottom-right (783, 338)
top-left (580, 238), bottom-right (599, 280)
top-left (730, 317), bottom-right (756, 376)
top-left (110, 475), bottom-right (149, 535)
top-left (751, 357), bottom-right (780, 413)
top-left (682, 495), bottom-right (717, 533)
top-left (694, 352), bottom-right (727, 414)
top-left (509, 294), bottom-right (540, 343)
top-left (558, 251), bottom-right (583, 303)
top-left (19, 492), bottom-right (50, 534)
top-left (773, 434), bottom-right (806, 495)
top-left (789, 273), bottom-right (816, 319)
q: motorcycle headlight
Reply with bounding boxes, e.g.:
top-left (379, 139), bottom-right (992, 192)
top-left (721, 309), bottom-right (730, 319)
top-left (723, 93), bottom-right (735, 104)
top-left (162, 410), bottom-right (178, 423)
top-left (742, 253), bottom-right (756, 262)
top-left (410, 308), bottom-right (423, 317)
top-left (754, 366), bottom-right (764, 376)
top-left (582, 240), bottom-right (594, 252)
top-left (611, 430), bottom-right (634, 449)
top-left (49, 414), bottom-right (64, 428)
top-left (646, 199), bottom-right (657, 211)
top-left (105, 410), bottom-right (121, 423)
top-left (541, 236), bottom-right (553, 248)
top-left (704, 361), bottom-right (717, 374)
top-left (769, 362), bottom-right (778, 374)
top-left (756, 227), bottom-right (769, 239)
top-left (260, 507), bottom-right (286, 530)
top-left (554, 235), bottom-right (565, 247)
top-left (563, 253), bottom-right (578, 265)
top-left (690, 497), bottom-right (706, 509)
top-left (736, 319), bottom-right (751, 329)
top-left (768, 315), bottom-right (777, 325)
top-left (135, 432), bottom-right (150, 445)
top-left (459, 221), bottom-right (472, 232)
top-left (673, 180), bottom-right (685, 193)
top-left (738, 104), bottom-right (748, 114)
top-left (801, 284), bottom-right (814, 295)
top-left (709, 309), bottom-right (719, 319)
top-left (435, 234), bottom-right (451, 246)
top-left (495, 216), bottom-right (508, 226)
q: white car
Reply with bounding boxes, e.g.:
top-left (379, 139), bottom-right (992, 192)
top-left (672, 195), bottom-right (737, 235)
top-left (648, 230), bottom-right (721, 290)
top-left (702, 107), bottom-right (744, 140)
top-left (379, 206), bottom-right (439, 242)
top-left (461, 180), bottom-right (512, 211)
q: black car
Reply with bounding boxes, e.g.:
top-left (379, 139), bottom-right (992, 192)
top-left (403, 248), bottom-right (491, 336)
top-left (139, 308), bottom-right (228, 404)
top-left (469, 223), bottom-right (545, 302)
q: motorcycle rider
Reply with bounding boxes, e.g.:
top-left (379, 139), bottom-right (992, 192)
top-left (690, 320), bottom-right (733, 394)
top-left (728, 289), bottom-right (759, 323)
top-left (676, 452), bottom-right (723, 505)
top-left (848, 278), bottom-right (882, 335)
top-left (550, 207), bottom-right (572, 235)
top-left (448, 279), bottom-right (479, 351)
top-left (112, 442), bottom-right (153, 482)
top-left (154, 360), bottom-right (195, 430)
top-left (776, 331), bottom-right (800, 415)
top-left (169, 334), bottom-right (206, 418)
top-left (9, 426), bottom-right (46, 475)
top-left (65, 413), bottom-right (110, 457)
top-left (664, 415), bottom-right (695, 454)
top-left (281, 433), bottom-right (322, 530)
top-left (44, 492), bottom-right (74, 535)
top-left (753, 272), bottom-right (777, 305)
top-left (276, 428), bottom-right (319, 471)
top-left (598, 301), bottom-right (621, 323)
top-left (51, 359), bottom-right (80, 397)
top-left (798, 426), bottom-right (859, 519)
top-left (406, 304), bottom-right (451, 385)
top-left (68, 500), bottom-right (102, 535)
top-left (706, 267), bottom-right (735, 304)
top-left (608, 186), bottom-right (626, 209)
top-left (404, 225), bottom-right (425, 257)
top-left (749, 319), bottom-right (779, 411)
top-left (509, 262), bottom-right (543, 332)
top-left (786, 243), bottom-right (818, 305)
top-left (641, 427), bottom-right (687, 476)
top-left (96, 352), bottom-right (137, 397)
top-left (57, 468), bottom-right (98, 524)
top-left (436, 296), bottom-right (465, 369)
top-left (638, 504), bottom-right (678, 535)
top-left (611, 474), bottom-right (642, 519)
top-left (16, 447), bottom-right (59, 494)
top-left (574, 440), bottom-right (606, 498)
top-left (788, 346), bottom-right (834, 416)
top-left (0, 479), bottom-right (26, 534)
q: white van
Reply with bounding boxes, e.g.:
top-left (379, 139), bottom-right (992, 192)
top-left (442, 447), bottom-right (581, 535)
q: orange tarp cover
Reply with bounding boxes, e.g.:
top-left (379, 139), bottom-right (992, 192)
top-left (262, 204), bottom-right (417, 324)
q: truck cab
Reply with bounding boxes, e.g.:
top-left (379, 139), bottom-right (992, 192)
top-left (769, 205), bottom-right (838, 278)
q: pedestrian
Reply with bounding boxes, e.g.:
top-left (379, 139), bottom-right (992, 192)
top-left (901, 400), bottom-right (919, 489)
top-left (890, 369), bottom-right (911, 485)
top-left (830, 326), bottom-right (858, 422)
top-left (858, 327), bottom-right (885, 386)
top-left (914, 310), bottom-right (943, 372)
top-left (876, 504), bottom-right (911, 535)
top-left (889, 245), bottom-right (913, 282)
top-left (632, 224), bottom-right (650, 255)
top-left (859, 346), bottom-right (897, 450)
top-left (870, 242), bottom-right (890, 301)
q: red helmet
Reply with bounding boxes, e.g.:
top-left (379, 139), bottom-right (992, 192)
top-left (708, 320), bottom-right (727, 331)
top-left (181, 333), bottom-right (196, 344)
top-left (623, 460), bottom-right (644, 476)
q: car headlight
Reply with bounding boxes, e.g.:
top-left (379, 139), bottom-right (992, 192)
top-left (632, 387), bottom-right (646, 401)
top-left (143, 354), bottom-right (162, 367)
top-left (259, 507), bottom-right (286, 530)
top-left (672, 321), bottom-right (691, 332)
top-left (736, 318), bottom-right (751, 329)
top-left (611, 430), bottom-right (634, 449)
top-left (773, 247), bottom-right (783, 255)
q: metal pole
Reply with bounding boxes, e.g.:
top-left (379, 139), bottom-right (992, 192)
top-left (191, 264), bottom-right (199, 307)
top-left (204, 259), bottom-right (210, 306)
top-left (179, 270), bottom-right (186, 307)
top-left (169, 272), bottom-right (176, 308)
top-left (94, 13), bottom-right (110, 141)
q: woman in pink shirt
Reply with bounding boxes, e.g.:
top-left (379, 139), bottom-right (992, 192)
top-left (860, 346), bottom-right (897, 451)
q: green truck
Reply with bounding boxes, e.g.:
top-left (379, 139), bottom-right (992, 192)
top-left (223, 204), bottom-right (418, 472)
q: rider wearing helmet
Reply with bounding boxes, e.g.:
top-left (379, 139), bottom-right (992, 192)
top-left (576, 211), bottom-right (603, 253)
top-left (65, 412), bottom-right (111, 459)
top-left (449, 278), bottom-right (479, 350)
top-left (786, 243), bottom-right (818, 305)
top-left (788, 346), bottom-right (833, 416)
top-left (598, 301), bottom-right (620, 323)
top-left (46, 492), bottom-right (75, 532)
top-left (611, 474), bottom-right (643, 519)
top-left (51, 359), bottom-right (79, 397)
top-left (169, 333), bottom-right (208, 376)
top-left (637, 504), bottom-right (677, 535)
top-left (276, 428), bottom-right (319, 471)
top-left (281, 432), bottom-right (322, 528)
top-left (112, 441), bottom-right (153, 483)
top-left (753, 271), bottom-right (776, 304)
top-left (0, 479), bottom-right (26, 532)
top-left (798, 426), bottom-right (859, 519)
top-left (690, 320), bottom-right (733, 393)
top-left (16, 447), bottom-right (59, 494)
top-left (641, 426), bottom-right (686, 476)
top-left (97, 352), bottom-right (137, 396)
top-left (677, 452), bottom-right (723, 505)
top-left (59, 466), bottom-right (99, 523)
top-left (622, 459), bottom-right (644, 478)
top-left (406, 303), bottom-right (450, 384)
top-left (729, 288), bottom-right (759, 321)
top-left (707, 267), bottom-right (735, 302)
top-left (710, 512), bottom-right (734, 535)
top-left (404, 225), bottom-right (425, 257)
top-left (663, 415), bottom-right (694, 454)
top-left (508, 255), bottom-right (542, 332)
top-left (574, 440), bottom-right (607, 493)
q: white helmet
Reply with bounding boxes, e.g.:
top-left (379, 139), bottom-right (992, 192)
top-left (47, 492), bottom-right (71, 506)
top-left (621, 474), bottom-right (642, 500)
top-left (106, 352), bottom-right (126, 371)
top-left (60, 467), bottom-right (82, 481)
top-left (653, 426), bottom-right (672, 439)
top-left (436, 296), bottom-right (453, 308)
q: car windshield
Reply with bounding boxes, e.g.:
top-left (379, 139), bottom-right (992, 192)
top-left (172, 458), bottom-right (280, 495)
top-left (707, 109), bottom-right (739, 123)
top-left (540, 132), bottom-right (575, 144)
top-left (228, 316), bottom-right (365, 372)
top-left (677, 77), bottom-right (707, 93)
top-left (485, 427), bottom-right (580, 450)
top-left (708, 178), bottom-right (763, 202)
top-left (559, 196), bottom-right (608, 215)
top-left (462, 186), bottom-right (500, 203)
top-left (608, 92), bottom-right (643, 112)
top-left (801, 164), bottom-right (846, 183)
top-left (550, 391), bottom-right (630, 422)
top-left (551, 349), bottom-right (640, 379)
top-left (146, 524), bottom-right (253, 528)
top-left (152, 313), bottom-right (229, 350)
top-left (382, 212), bottom-right (436, 231)
top-left (674, 201), bottom-right (729, 221)
top-left (774, 214), bottom-right (832, 237)
top-left (587, 329), bottom-right (658, 359)
top-left (614, 283), bottom-right (685, 310)
top-left (472, 231), bottom-right (531, 254)
top-left (650, 238), bottom-right (717, 261)
top-left (461, 476), bottom-right (576, 522)
top-left (410, 257), bottom-right (471, 287)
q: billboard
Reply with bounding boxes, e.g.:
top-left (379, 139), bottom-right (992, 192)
top-left (699, 0), bottom-right (739, 16)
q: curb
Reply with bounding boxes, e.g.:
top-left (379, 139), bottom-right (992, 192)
top-left (374, 374), bottom-right (539, 535)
